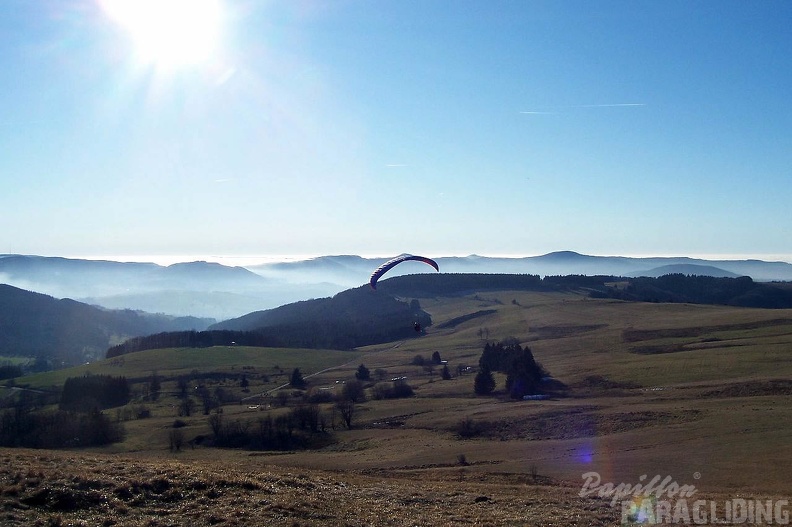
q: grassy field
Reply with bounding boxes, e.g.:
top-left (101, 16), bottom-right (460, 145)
top-left (3, 290), bottom-right (792, 524)
top-left (15, 346), bottom-right (363, 390)
top-left (0, 356), bottom-right (32, 366)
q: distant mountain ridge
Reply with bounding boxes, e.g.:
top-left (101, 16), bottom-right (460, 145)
top-left (2, 252), bottom-right (791, 320)
top-left (0, 255), bottom-right (339, 319)
top-left (250, 251), bottom-right (792, 284)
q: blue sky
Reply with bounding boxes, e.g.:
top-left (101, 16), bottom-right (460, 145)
top-left (2, 1), bottom-right (791, 263)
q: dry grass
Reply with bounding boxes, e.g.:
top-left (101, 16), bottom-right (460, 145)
top-left (4, 291), bottom-right (792, 524)
top-left (0, 448), bottom-right (623, 526)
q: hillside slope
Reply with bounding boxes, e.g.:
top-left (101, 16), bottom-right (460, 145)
top-left (209, 286), bottom-right (432, 350)
top-left (0, 284), bottom-right (211, 366)
top-left (7, 287), bottom-right (792, 500)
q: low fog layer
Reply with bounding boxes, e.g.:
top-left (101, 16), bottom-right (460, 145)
top-left (2, 252), bottom-right (792, 319)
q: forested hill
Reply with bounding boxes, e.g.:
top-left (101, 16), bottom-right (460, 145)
top-left (109, 288), bottom-right (432, 357)
top-left (591, 274), bottom-right (792, 308)
top-left (106, 273), bottom-right (792, 358)
top-left (373, 273), bottom-right (548, 296)
top-left (371, 272), bottom-right (792, 308)
top-left (213, 287), bottom-right (431, 345)
top-left (0, 284), bottom-right (212, 367)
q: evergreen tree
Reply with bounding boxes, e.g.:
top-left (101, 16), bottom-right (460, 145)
top-left (505, 347), bottom-right (542, 399)
top-left (290, 368), bottom-right (306, 389)
top-left (355, 364), bottom-right (370, 381)
top-left (474, 364), bottom-right (496, 395)
top-left (148, 371), bottom-right (161, 401)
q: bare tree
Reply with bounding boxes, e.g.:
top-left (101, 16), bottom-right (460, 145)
top-left (335, 400), bottom-right (355, 429)
top-left (176, 377), bottom-right (189, 398)
top-left (208, 412), bottom-right (224, 437)
top-left (169, 428), bottom-right (184, 452)
top-left (342, 380), bottom-right (366, 403)
top-left (178, 398), bottom-right (195, 417)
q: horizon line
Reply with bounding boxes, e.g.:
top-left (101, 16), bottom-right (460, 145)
top-left (5, 251), bottom-right (792, 266)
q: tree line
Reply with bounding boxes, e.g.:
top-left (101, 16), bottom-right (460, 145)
top-left (380, 272), bottom-right (792, 309)
top-left (0, 377), bottom-right (127, 449)
top-left (0, 407), bottom-right (123, 448)
top-left (60, 374), bottom-right (131, 411)
top-left (106, 319), bottom-right (431, 357)
top-left (591, 274), bottom-right (792, 308)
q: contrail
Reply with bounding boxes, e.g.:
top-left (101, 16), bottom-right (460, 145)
top-left (576, 103), bottom-right (646, 108)
top-left (520, 103), bottom-right (646, 114)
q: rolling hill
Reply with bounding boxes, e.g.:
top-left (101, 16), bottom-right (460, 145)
top-left (7, 280), bottom-right (792, 499)
top-left (4, 271), bottom-right (792, 371)
top-left (0, 284), bottom-right (212, 367)
top-left (4, 270), bottom-right (792, 527)
top-left (98, 273), bottom-right (792, 363)
top-left (4, 252), bottom-right (792, 321)
top-left (207, 286), bottom-right (433, 350)
top-left (625, 263), bottom-right (740, 278)
top-left (0, 255), bottom-right (341, 319)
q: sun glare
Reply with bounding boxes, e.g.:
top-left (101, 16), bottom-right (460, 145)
top-left (100, 0), bottom-right (223, 67)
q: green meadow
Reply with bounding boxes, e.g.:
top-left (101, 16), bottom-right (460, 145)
top-left (15, 346), bottom-right (364, 389)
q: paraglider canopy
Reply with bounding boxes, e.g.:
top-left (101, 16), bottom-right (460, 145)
top-left (369, 254), bottom-right (439, 290)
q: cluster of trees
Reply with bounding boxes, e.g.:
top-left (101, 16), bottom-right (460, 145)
top-left (298, 377), bottom-right (415, 405)
top-left (410, 351), bottom-right (444, 366)
top-left (205, 385), bottom-right (386, 451)
top-left (288, 363), bottom-right (417, 403)
top-left (0, 407), bottom-right (124, 448)
top-left (206, 405), bottom-right (333, 450)
top-left (60, 374), bottom-right (131, 411)
top-left (0, 363), bottom-right (23, 380)
top-left (0, 390), bottom-right (124, 448)
top-left (474, 339), bottom-right (548, 399)
top-left (410, 352), bottom-right (452, 379)
top-left (172, 378), bottom-right (239, 417)
top-left (371, 379), bottom-right (415, 400)
top-left (200, 360), bottom-right (419, 451)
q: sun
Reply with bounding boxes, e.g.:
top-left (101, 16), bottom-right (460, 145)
top-left (100, 0), bottom-right (224, 68)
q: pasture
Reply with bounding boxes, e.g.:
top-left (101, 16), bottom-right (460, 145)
top-left (4, 290), bottom-right (792, 524)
